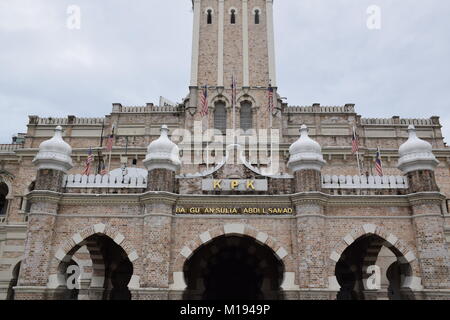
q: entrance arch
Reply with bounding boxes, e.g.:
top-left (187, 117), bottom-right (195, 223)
top-left (55, 234), bottom-right (133, 300)
top-left (183, 235), bottom-right (285, 300)
top-left (335, 234), bottom-right (413, 300)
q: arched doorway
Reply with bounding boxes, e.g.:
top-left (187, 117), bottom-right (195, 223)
top-left (335, 234), bottom-right (412, 300)
top-left (183, 235), bottom-right (285, 300)
top-left (57, 234), bottom-right (133, 300)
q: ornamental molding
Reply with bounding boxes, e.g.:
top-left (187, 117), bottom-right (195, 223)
top-left (27, 191), bottom-right (62, 204)
top-left (176, 195), bottom-right (292, 208)
top-left (407, 192), bottom-right (446, 207)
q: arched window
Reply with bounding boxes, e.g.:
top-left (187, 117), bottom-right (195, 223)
top-left (240, 102), bottom-right (253, 131)
top-left (230, 9), bottom-right (236, 24)
top-left (214, 102), bottom-right (227, 134)
top-left (207, 9), bottom-right (212, 24)
top-left (0, 183), bottom-right (9, 216)
top-left (254, 9), bottom-right (260, 24)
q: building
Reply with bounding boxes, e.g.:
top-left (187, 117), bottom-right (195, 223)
top-left (1, 0), bottom-right (450, 300)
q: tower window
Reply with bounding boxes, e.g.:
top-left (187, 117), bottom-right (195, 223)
top-left (255, 9), bottom-right (260, 24)
top-left (240, 102), bottom-right (253, 131)
top-left (207, 9), bottom-right (212, 24)
top-left (230, 9), bottom-right (236, 24)
top-left (214, 102), bottom-right (227, 134)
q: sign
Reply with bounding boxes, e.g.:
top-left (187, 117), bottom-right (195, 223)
top-left (175, 207), bottom-right (293, 215)
top-left (202, 179), bottom-right (268, 192)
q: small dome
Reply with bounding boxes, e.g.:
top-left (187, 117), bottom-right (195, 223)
top-left (143, 125), bottom-right (181, 172)
top-left (398, 125), bottom-right (439, 173)
top-left (33, 126), bottom-right (73, 172)
top-left (288, 125), bottom-right (326, 172)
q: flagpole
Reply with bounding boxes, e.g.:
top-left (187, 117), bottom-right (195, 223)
top-left (205, 87), bottom-right (209, 171)
top-left (107, 125), bottom-right (115, 173)
top-left (269, 83), bottom-right (274, 168)
top-left (353, 126), bottom-right (362, 176)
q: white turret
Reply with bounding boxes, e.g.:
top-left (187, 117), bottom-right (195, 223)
top-left (143, 125), bottom-right (181, 172)
top-left (288, 125), bottom-right (326, 172)
top-left (398, 125), bottom-right (439, 173)
top-left (33, 126), bottom-right (73, 173)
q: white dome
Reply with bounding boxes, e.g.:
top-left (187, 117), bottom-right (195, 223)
top-left (398, 125), bottom-right (439, 173)
top-left (288, 125), bottom-right (326, 172)
top-left (143, 125), bottom-right (181, 172)
top-left (33, 126), bottom-right (73, 172)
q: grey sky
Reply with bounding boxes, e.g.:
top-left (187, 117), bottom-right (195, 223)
top-left (0, 0), bottom-right (449, 144)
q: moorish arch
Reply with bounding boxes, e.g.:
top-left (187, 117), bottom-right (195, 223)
top-left (171, 223), bottom-right (298, 300)
top-left (48, 224), bottom-right (140, 300)
top-left (328, 223), bottom-right (422, 300)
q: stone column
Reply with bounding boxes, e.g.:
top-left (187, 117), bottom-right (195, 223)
top-left (136, 198), bottom-right (175, 300)
top-left (397, 125), bottom-right (450, 299)
top-left (293, 197), bottom-right (336, 299)
top-left (137, 125), bottom-right (181, 300)
top-left (287, 125), bottom-right (333, 299)
top-left (15, 126), bottom-right (73, 300)
top-left (409, 195), bottom-right (450, 299)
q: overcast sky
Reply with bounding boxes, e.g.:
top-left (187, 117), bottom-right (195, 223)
top-left (0, 0), bottom-right (449, 144)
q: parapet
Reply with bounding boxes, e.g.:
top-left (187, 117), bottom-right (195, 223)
top-left (286, 104), bottom-right (356, 114)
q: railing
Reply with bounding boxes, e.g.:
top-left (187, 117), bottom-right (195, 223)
top-left (0, 144), bottom-right (23, 152)
top-left (64, 174), bottom-right (147, 189)
top-left (287, 105), bottom-right (355, 113)
top-left (115, 105), bottom-right (181, 113)
top-left (36, 117), bottom-right (105, 125)
top-left (0, 216), bottom-right (6, 224)
top-left (361, 118), bottom-right (434, 126)
top-left (322, 175), bottom-right (408, 190)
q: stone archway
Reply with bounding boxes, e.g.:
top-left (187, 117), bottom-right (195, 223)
top-left (328, 224), bottom-right (421, 300)
top-left (183, 234), bottom-right (285, 300)
top-left (171, 224), bottom-right (297, 300)
top-left (49, 224), bottom-right (140, 300)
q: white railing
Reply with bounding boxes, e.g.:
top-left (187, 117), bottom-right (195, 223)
top-left (64, 174), bottom-right (147, 189)
top-left (322, 175), bottom-right (408, 190)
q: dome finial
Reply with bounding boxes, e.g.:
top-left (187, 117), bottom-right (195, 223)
top-left (144, 125), bottom-right (181, 172)
top-left (32, 126), bottom-right (73, 173)
top-left (288, 124), bottom-right (326, 172)
top-left (398, 125), bottom-right (439, 173)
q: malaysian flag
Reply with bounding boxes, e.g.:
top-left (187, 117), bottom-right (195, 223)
top-left (100, 161), bottom-right (108, 175)
top-left (106, 128), bottom-right (114, 152)
top-left (375, 147), bottom-right (384, 176)
top-left (82, 147), bottom-right (94, 175)
top-left (200, 85), bottom-right (208, 117)
top-left (267, 84), bottom-right (274, 113)
top-left (352, 126), bottom-right (359, 154)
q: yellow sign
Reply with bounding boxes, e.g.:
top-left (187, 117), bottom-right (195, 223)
top-left (175, 207), bottom-right (293, 215)
top-left (202, 179), bottom-right (268, 192)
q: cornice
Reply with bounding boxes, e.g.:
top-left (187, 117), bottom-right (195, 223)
top-left (407, 192), bottom-right (447, 206)
top-left (60, 193), bottom-right (141, 206)
top-left (23, 189), bottom-right (447, 211)
top-left (140, 191), bottom-right (179, 206)
top-left (27, 190), bottom-right (62, 204)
